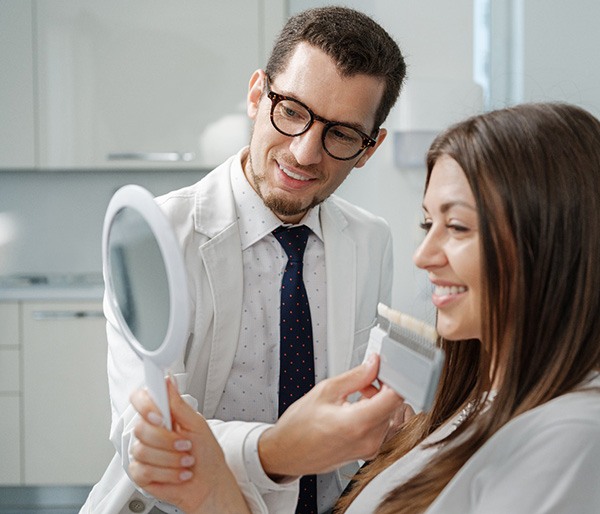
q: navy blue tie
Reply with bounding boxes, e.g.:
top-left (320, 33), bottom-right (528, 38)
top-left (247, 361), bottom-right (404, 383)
top-left (273, 225), bottom-right (318, 514)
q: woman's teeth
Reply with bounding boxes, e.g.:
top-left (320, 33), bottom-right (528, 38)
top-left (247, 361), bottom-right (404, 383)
top-left (434, 285), bottom-right (467, 296)
top-left (280, 165), bottom-right (310, 181)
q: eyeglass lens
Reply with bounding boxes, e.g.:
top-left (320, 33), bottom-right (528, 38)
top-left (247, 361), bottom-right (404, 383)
top-left (271, 97), bottom-right (368, 160)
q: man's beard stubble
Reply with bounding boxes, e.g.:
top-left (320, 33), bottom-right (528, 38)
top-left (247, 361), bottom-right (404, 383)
top-left (246, 148), bottom-right (325, 220)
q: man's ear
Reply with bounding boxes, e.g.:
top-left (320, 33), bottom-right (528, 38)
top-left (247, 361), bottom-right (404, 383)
top-left (247, 69), bottom-right (266, 120)
top-left (354, 128), bottom-right (387, 168)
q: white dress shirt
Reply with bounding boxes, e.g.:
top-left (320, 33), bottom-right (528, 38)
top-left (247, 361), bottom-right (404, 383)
top-left (216, 161), bottom-right (327, 423)
top-left (213, 161), bottom-right (340, 510)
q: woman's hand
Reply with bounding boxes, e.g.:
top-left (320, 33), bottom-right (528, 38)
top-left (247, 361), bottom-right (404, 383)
top-left (128, 378), bottom-right (251, 514)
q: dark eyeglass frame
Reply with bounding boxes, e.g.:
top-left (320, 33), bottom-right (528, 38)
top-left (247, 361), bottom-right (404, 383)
top-left (265, 77), bottom-right (379, 161)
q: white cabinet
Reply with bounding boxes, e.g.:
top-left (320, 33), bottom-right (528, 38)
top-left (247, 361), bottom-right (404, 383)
top-left (35, 0), bottom-right (284, 170)
top-left (22, 301), bottom-right (114, 484)
top-left (0, 301), bottom-right (114, 485)
top-left (0, 302), bottom-right (21, 484)
top-left (0, 1), bottom-right (35, 169)
top-left (0, 1), bottom-right (285, 171)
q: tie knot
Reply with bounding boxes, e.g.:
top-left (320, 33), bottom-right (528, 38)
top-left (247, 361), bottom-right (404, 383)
top-left (273, 225), bottom-right (311, 262)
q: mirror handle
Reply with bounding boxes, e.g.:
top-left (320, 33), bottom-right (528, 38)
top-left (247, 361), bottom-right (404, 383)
top-left (143, 358), bottom-right (172, 430)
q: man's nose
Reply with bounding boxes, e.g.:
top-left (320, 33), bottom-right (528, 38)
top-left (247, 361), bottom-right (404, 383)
top-left (289, 123), bottom-right (324, 166)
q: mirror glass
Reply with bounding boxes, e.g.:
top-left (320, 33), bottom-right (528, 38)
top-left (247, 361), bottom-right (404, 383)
top-left (108, 207), bottom-right (170, 352)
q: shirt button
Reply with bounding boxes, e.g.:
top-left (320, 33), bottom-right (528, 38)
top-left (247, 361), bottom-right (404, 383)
top-left (128, 499), bottom-right (146, 513)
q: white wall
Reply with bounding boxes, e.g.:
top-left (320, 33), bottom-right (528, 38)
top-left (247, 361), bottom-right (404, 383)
top-left (290, 0), bottom-right (476, 324)
top-left (489, 0), bottom-right (600, 115)
top-left (521, 0), bottom-right (600, 116)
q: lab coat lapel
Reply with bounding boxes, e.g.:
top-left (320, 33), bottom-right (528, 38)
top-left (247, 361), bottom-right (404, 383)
top-left (199, 224), bottom-right (243, 416)
top-left (193, 160), bottom-right (244, 416)
top-left (321, 200), bottom-right (357, 377)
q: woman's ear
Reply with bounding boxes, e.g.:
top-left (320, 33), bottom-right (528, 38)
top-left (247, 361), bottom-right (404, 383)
top-left (354, 128), bottom-right (388, 168)
top-left (247, 69), bottom-right (266, 120)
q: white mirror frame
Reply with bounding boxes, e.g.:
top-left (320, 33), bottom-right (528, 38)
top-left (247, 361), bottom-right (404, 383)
top-left (102, 184), bottom-right (190, 428)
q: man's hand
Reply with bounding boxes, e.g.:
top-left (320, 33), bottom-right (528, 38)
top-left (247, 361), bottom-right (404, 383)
top-left (258, 354), bottom-right (405, 478)
top-left (128, 379), bottom-right (251, 514)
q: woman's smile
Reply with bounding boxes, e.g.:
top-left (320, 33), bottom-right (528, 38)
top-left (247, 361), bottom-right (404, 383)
top-left (431, 282), bottom-right (469, 309)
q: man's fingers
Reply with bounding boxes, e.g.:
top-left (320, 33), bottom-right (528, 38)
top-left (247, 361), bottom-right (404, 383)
top-left (350, 383), bottom-right (404, 422)
top-left (357, 382), bottom-right (382, 399)
top-left (323, 354), bottom-right (381, 400)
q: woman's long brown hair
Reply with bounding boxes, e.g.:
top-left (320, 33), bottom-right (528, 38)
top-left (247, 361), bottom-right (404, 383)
top-left (335, 103), bottom-right (600, 513)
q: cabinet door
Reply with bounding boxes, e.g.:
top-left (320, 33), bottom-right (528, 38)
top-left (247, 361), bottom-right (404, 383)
top-left (0, 1), bottom-right (35, 169)
top-left (0, 302), bottom-right (21, 484)
top-left (0, 397), bottom-right (21, 483)
top-left (22, 302), bottom-right (114, 485)
top-left (36, 0), bottom-right (264, 170)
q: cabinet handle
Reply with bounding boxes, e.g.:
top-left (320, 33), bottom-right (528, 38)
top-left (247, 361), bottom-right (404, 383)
top-left (107, 152), bottom-right (195, 162)
top-left (32, 310), bottom-right (105, 320)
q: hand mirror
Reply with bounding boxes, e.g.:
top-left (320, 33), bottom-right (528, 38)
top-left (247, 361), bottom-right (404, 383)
top-left (102, 185), bottom-right (190, 430)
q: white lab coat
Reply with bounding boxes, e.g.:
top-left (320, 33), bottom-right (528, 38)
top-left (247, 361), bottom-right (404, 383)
top-left (81, 150), bottom-right (394, 514)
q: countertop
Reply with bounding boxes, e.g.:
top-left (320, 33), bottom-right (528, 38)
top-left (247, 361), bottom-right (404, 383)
top-left (0, 273), bottom-right (105, 301)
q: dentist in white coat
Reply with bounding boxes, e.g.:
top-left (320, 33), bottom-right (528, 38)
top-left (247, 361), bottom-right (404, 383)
top-left (82, 6), bottom-right (407, 514)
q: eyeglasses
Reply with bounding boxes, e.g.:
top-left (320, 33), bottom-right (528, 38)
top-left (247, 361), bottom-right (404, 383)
top-left (265, 78), bottom-right (378, 161)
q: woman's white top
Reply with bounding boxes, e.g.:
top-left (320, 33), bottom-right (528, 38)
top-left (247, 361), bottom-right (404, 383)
top-left (347, 373), bottom-right (600, 514)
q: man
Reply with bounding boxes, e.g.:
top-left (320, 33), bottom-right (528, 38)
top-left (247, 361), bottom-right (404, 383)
top-left (82, 6), bottom-right (406, 514)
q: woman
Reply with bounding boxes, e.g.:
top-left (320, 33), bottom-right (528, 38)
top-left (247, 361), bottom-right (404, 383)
top-left (128, 103), bottom-right (600, 513)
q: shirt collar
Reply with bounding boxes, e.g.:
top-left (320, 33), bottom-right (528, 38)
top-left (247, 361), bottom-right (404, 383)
top-left (231, 148), bottom-right (323, 250)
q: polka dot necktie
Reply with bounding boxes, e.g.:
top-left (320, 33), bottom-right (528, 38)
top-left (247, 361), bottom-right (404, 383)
top-left (273, 225), bottom-right (318, 514)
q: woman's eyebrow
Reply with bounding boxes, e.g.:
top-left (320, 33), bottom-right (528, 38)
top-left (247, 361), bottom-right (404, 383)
top-left (421, 200), bottom-right (476, 214)
top-left (439, 200), bottom-right (477, 213)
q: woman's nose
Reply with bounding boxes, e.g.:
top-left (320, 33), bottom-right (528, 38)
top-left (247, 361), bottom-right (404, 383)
top-left (413, 230), bottom-right (446, 269)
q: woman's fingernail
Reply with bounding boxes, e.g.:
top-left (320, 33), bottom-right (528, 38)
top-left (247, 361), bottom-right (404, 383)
top-left (174, 439), bottom-right (192, 451)
top-left (366, 353), bottom-right (376, 365)
top-left (180, 455), bottom-right (195, 467)
top-left (148, 412), bottom-right (163, 426)
top-left (180, 470), bottom-right (193, 481)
